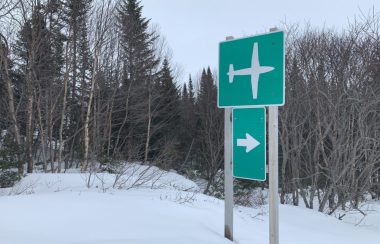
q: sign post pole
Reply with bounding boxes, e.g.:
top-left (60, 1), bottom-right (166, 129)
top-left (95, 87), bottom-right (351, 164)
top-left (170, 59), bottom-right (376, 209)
top-left (224, 107), bottom-right (233, 241)
top-left (268, 27), bottom-right (279, 244)
top-left (224, 36), bottom-right (234, 241)
top-left (268, 106), bottom-right (279, 244)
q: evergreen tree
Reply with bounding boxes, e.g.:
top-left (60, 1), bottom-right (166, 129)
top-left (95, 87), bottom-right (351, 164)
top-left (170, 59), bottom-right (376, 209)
top-left (117, 0), bottom-right (158, 86)
top-left (62, 0), bottom-right (92, 99)
top-left (17, 4), bottom-right (57, 88)
top-left (0, 134), bottom-right (22, 188)
top-left (188, 74), bottom-right (195, 105)
top-left (177, 75), bottom-right (198, 173)
top-left (195, 67), bottom-right (224, 194)
top-left (182, 83), bottom-right (188, 101)
top-left (62, 0), bottom-right (93, 163)
top-left (155, 59), bottom-right (180, 133)
top-left (0, 29), bottom-right (24, 174)
top-left (15, 3), bottom-right (63, 173)
top-left (114, 0), bottom-right (159, 160)
top-left (148, 59), bottom-right (181, 167)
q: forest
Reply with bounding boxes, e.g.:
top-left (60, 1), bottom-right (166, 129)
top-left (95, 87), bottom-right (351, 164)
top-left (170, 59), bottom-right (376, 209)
top-left (0, 0), bottom-right (379, 215)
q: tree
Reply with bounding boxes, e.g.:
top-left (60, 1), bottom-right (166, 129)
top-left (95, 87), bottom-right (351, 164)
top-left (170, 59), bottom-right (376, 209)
top-left (178, 75), bottom-right (197, 172)
top-left (195, 68), bottom-right (224, 194)
top-left (188, 74), bottom-right (195, 105)
top-left (0, 33), bottom-right (23, 174)
top-left (148, 58), bottom-right (181, 168)
top-left (114, 0), bottom-right (159, 160)
top-left (62, 0), bottom-right (92, 165)
top-left (16, 2), bottom-right (61, 173)
top-left (279, 23), bottom-right (380, 213)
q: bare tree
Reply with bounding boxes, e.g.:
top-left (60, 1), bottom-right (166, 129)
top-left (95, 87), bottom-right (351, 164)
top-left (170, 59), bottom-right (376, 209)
top-left (81, 1), bottom-right (113, 171)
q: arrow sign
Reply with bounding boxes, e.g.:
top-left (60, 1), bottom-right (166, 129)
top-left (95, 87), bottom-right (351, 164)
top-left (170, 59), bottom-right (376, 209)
top-left (233, 108), bottom-right (266, 181)
top-left (237, 133), bottom-right (260, 153)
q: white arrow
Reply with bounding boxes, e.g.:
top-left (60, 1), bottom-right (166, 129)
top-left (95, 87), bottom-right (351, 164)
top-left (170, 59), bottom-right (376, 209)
top-left (237, 133), bottom-right (260, 153)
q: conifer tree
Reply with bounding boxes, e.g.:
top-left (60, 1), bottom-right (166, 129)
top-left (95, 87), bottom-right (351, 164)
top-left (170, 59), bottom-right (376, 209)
top-left (114, 0), bottom-right (159, 160)
top-left (195, 68), bottom-right (224, 193)
top-left (188, 74), bottom-right (195, 105)
top-left (182, 83), bottom-right (188, 101)
top-left (16, 3), bottom-right (61, 173)
top-left (156, 59), bottom-right (180, 130)
top-left (177, 75), bottom-right (198, 172)
top-left (0, 34), bottom-right (23, 174)
top-left (145, 59), bottom-right (181, 167)
top-left (117, 0), bottom-right (158, 86)
top-left (62, 0), bottom-right (93, 164)
top-left (63, 0), bottom-right (92, 99)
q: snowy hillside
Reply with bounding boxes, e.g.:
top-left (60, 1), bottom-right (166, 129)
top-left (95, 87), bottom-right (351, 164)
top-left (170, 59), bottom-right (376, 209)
top-left (0, 168), bottom-right (380, 244)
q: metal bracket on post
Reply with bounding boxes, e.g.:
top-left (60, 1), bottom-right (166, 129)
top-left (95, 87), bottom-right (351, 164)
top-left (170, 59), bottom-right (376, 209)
top-left (224, 35), bottom-right (234, 241)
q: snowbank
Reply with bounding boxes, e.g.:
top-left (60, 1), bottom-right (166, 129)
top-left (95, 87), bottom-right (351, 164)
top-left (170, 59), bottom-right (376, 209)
top-left (0, 168), bottom-right (379, 244)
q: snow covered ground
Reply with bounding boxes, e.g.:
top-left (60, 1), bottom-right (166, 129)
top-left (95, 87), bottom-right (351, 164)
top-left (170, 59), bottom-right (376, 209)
top-left (0, 166), bottom-right (380, 244)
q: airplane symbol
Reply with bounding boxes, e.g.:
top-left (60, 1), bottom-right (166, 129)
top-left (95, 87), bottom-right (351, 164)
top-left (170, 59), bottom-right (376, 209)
top-left (227, 42), bottom-right (274, 99)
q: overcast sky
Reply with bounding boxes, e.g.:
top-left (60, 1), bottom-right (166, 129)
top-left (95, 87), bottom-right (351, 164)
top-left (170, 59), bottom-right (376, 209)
top-left (141, 0), bottom-right (378, 82)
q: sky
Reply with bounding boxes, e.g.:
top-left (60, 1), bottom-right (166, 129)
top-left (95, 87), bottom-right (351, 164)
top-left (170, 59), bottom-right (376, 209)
top-left (141, 0), bottom-right (379, 83)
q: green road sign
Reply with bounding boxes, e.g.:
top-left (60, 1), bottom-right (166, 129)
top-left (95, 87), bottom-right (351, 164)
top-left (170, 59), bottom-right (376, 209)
top-left (233, 108), bottom-right (266, 181)
top-left (218, 31), bottom-right (284, 107)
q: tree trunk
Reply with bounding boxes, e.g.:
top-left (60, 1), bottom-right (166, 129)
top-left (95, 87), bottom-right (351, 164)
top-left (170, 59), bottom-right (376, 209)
top-left (113, 80), bottom-right (132, 157)
top-left (82, 71), bottom-right (95, 172)
top-left (82, 45), bottom-right (100, 172)
top-left (26, 91), bottom-right (34, 173)
top-left (36, 90), bottom-right (48, 172)
top-left (58, 41), bottom-right (71, 173)
top-left (144, 83), bottom-right (152, 164)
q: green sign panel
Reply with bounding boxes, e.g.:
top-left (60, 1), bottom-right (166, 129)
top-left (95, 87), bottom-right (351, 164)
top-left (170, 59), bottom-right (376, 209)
top-left (233, 108), bottom-right (266, 181)
top-left (218, 31), bottom-right (284, 107)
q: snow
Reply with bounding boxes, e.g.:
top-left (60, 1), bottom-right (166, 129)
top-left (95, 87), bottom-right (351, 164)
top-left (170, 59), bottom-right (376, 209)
top-left (1, 166), bottom-right (380, 244)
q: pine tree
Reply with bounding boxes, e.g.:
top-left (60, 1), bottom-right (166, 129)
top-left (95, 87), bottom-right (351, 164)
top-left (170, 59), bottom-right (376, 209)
top-left (114, 0), bottom-right (159, 160)
top-left (182, 83), bottom-right (188, 101)
top-left (195, 67), bottom-right (224, 194)
top-left (16, 3), bottom-right (61, 173)
top-left (188, 74), bottom-right (195, 105)
top-left (145, 59), bottom-right (181, 167)
top-left (177, 75), bottom-right (198, 173)
top-left (43, 1), bottom-right (66, 172)
top-left (1, 26), bottom-right (24, 175)
top-left (157, 59), bottom-right (180, 126)
top-left (62, 0), bottom-right (93, 164)
top-left (62, 0), bottom-right (92, 99)
top-left (117, 0), bottom-right (158, 86)
top-left (0, 135), bottom-right (22, 188)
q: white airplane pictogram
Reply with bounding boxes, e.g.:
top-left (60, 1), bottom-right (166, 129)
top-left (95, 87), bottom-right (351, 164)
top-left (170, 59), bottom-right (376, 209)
top-left (227, 42), bottom-right (274, 99)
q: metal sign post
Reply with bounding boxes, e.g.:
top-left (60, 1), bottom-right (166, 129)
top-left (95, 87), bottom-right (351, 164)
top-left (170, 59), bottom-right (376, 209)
top-left (224, 107), bottom-right (233, 241)
top-left (268, 106), bottom-right (279, 244)
top-left (268, 27), bottom-right (280, 244)
top-left (224, 36), bottom-right (234, 242)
